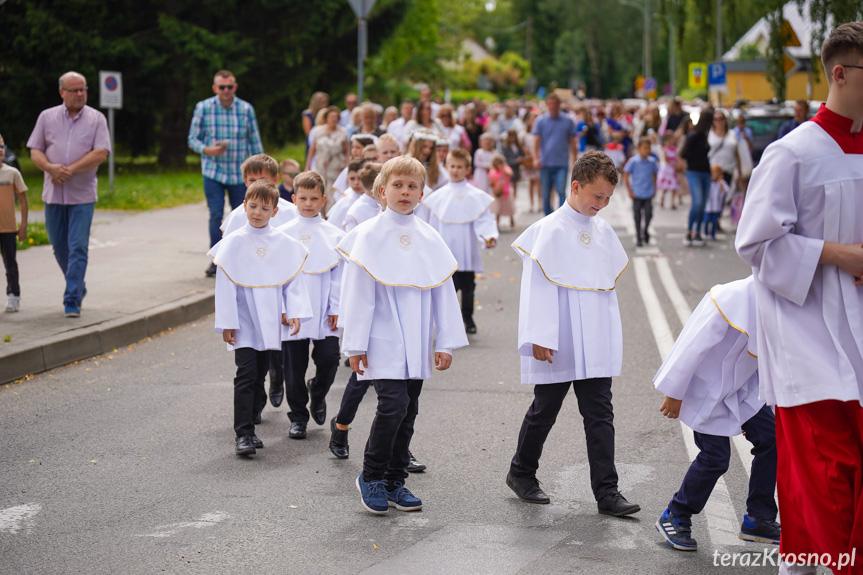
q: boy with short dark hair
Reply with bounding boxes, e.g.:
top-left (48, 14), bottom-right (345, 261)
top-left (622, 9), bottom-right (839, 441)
top-left (278, 158), bottom-right (300, 203)
top-left (506, 150), bottom-right (640, 518)
top-left (623, 136), bottom-right (659, 247)
top-left (338, 156), bottom-right (468, 514)
top-left (220, 154), bottom-right (298, 237)
top-left (208, 179), bottom-right (312, 455)
top-left (276, 172), bottom-right (345, 439)
top-left (0, 133), bottom-right (28, 313)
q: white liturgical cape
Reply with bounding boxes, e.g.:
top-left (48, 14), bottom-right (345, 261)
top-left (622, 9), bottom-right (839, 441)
top-left (221, 197), bottom-right (298, 236)
top-left (654, 277), bottom-right (763, 436)
top-left (344, 193), bottom-right (382, 232)
top-left (736, 122), bottom-right (863, 408)
top-left (277, 215), bottom-right (344, 341)
top-left (513, 202), bottom-right (629, 385)
top-left (208, 223), bottom-right (313, 352)
top-left (337, 209), bottom-right (468, 381)
top-left (327, 190), bottom-right (364, 230)
top-left (420, 179), bottom-right (499, 272)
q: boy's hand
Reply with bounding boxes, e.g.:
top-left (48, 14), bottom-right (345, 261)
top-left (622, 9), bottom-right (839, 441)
top-left (287, 318), bottom-right (301, 336)
top-left (222, 329), bottom-right (236, 345)
top-left (627, 188), bottom-right (635, 199)
top-left (659, 396), bottom-right (683, 419)
top-left (485, 237), bottom-right (497, 249)
top-left (350, 354), bottom-right (368, 375)
top-left (17, 225), bottom-right (26, 243)
top-left (328, 315), bottom-right (339, 331)
top-left (532, 344), bottom-right (554, 363)
top-left (435, 352), bottom-right (452, 371)
top-left (281, 313), bottom-right (288, 325)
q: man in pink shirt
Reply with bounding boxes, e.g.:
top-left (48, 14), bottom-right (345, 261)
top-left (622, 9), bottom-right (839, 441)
top-left (27, 71), bottom-right (111, 318)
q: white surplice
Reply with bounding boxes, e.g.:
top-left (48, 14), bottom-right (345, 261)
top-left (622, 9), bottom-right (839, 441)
top-left (421, 179), bottom-right (499, 272)
top-left (221, 197), bottom-right (298, 236)
top-left (513, 202), bottom-right (628, 385)
top-left (344, 193), bottom-right (382, 232)
top-left (208, 223), bottom-right (313, 351)
top-left (326, 190), bottom-right (364, 230)
top-left (337, 209), bottom-right (468, 381)
top-left (653, 277), bottom-right (763, 436)
top-left (735, 122), bottom-right (863, 408)
top-left (277, 214), bottom-right (345, 341)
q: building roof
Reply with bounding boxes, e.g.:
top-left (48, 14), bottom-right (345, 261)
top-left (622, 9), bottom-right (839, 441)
top-left (722, 0), bottom-right (832, 61)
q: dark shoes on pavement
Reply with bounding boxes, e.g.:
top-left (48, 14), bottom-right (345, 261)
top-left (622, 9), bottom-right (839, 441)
top-left (465, 318), bottom-right (477, 334)
top-left (289, 421), bottom-right (307, 439)
top-left (739, 514), bottom-right (780, 545)
top-left (250, 435), bottom-right (264, 449)
top-left (329, 417), bottom-right (349, 459)
top-left (236, 435), bottom-right (256, 455)
top-left (406, 450), bottom-right (426, 473)
top-left (269, 382), bottom-right (284, 408)
top-left (308, 378), bottom-right (326, 425)
top-left (656, 508), bottom-right (697, 551)
top-left (597, 491), bottom-right (641, 517)
top-left (206, 262), bottom-right (217, 277)
top-left (506, 472), bottom-right (550, 504)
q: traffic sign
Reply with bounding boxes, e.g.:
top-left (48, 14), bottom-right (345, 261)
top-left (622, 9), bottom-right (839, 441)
top-left (708, 62), bottom-right (728, 94)
top-left (99, 71), bottom-right (123, 109)
top-left (688, 62), bottom-right (707, 90)
top-left (347, 0), bottom-right (376, 18)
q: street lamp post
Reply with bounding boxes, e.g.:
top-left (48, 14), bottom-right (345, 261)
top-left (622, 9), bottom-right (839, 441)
top-left (619, 0), bottom-right (651, 81)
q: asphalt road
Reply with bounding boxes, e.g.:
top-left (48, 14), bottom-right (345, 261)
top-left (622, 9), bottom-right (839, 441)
top-left (0, 187), bottom-right (820, 574)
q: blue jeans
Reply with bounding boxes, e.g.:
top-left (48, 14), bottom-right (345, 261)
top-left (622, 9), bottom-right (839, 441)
top-left (540, 166), bottom-right (568, 215)
top-left (203, 177), bottom-right (247, 247)
top-left (44, 203), bottom-right (94, 309)
top-left (685, 170), bottom-right (711, 235)
top-left (669, 405), bottom-right (777, 522)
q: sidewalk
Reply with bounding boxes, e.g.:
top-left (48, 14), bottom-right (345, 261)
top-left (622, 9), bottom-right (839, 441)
top-left (0, 203), bottom-right (217, 384)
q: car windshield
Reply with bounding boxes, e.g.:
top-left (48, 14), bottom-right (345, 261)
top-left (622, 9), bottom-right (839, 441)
top-left (746, 117), bottom-right (788, 138)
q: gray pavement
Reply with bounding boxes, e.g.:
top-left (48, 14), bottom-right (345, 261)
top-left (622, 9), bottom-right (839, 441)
top-left (0, 204), bottom-right (217, 384)
top-left (1, 184), bottom-right (826, 574)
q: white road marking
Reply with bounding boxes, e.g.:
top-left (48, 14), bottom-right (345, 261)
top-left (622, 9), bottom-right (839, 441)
top-left (0, 503), bottom-right (42, 534)
top-left (633, 257), bottom-right (743, 547)
top-left (654, 257), bottom-right (692, 328)
top-left (137, 511), bottom-right (229, 538)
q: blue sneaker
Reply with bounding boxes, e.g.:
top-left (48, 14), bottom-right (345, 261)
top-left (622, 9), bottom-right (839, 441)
top-left (64, 306), bottom-right (81, 318)
top-left (356, 473), bottom-right (388, 515)
top-left (739, 514), bottom-right (780, 545)
top-left (655, 508), bottom-right (697, 551)
top-left (386, 482), bottom-right (423, 511)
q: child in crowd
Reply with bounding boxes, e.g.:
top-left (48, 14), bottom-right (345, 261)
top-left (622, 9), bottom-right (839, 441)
top-left (436, 139), bottom-right (449, 174)
top-left (501, 128), bottom-right (525, 197)
top-left (337, 156), bottom-right (468, 514)
top-left (376, 134), bottom-right (401, 164)
top-left (278, 159), bottom-right (300, 203)
top-left (220, 154), bottom-right (298, 237)
top-left (407, 131), bottom-right (447, 190)
top-left (276, 172), bottom-right (345, 439)
top-left (421, 148), bottom-right (498, 334)
top-left (344, 162), bottom-right (383, 232)
top-left (506, 151), bottom-right (639, 518)
top-left (654, 276), bottom-right (779, 551)
top-left (657, 132), bottom-right (680, 209)
top-left (488, 154), bottom-right (515, 230)
top-left (333, 134), bottom-right (377, 195)
top-left (605, 133), bottom-right (626, 170)
top-left (208, 179), bottom-right (312, 455)
top-left (703, 164), bottom-right (729, 240)
top-left (326, 159), bottom-right (367, 231)
top-left (473, 132), bottom-right (496, 193)
top-left (623, 137), bottom-right (659, 247)
top-left (0, 133), bottom-right (28, 313)
top-left (361, 144), bottom-right (378, 160)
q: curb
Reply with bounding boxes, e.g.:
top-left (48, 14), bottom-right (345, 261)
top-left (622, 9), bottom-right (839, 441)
top-left (0, 290), bottom-right (214, 385)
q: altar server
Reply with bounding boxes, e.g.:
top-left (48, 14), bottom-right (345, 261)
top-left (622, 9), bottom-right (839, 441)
top-left (344, 162), bottom-right (384, 232)
top-left (220, 154), bottom-right (297, 236)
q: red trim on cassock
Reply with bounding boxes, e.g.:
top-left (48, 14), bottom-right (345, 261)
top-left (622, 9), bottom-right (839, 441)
top-left (810, 104), bottom-right (863, 154)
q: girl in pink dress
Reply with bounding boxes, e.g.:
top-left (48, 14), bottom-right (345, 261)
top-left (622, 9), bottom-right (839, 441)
top-left (657, 132), bottom-right (681, 209)
top-left (489, 154), bottom-right (515, 229)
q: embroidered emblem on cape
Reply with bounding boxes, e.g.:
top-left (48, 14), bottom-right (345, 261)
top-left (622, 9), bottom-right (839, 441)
top-left (255, 245), bottom-right (268, 258)
top-left (397, 231), bottom-right (413, 250)
top-left (578, 230), bottom-right (592, 247)
top-left (299, 233), bottom-right (312, 245)
top-left (455, 192), bottom-right (466, 202)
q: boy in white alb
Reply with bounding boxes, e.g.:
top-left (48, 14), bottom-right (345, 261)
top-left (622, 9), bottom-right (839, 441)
top-left (735, 23), bottom-right (863, 575)
top-left (653, 276), bottom-right (779, 551)
top-left (220, 155), bottom-right (298, 238)
top-left (276, 172), bottom-right (345, 439)
top-left (208, 179), bottom-right (312, 455)
top-left (420, 148), bottom-right (498, 334)
top-left (344, 162), bottom-right (384, 232)
top-left (506, 151), bottom-right (640, 517)
top-left (325, 159), bottom-right (367, 231)
top-left (338, 156), bottom-right (468, 515)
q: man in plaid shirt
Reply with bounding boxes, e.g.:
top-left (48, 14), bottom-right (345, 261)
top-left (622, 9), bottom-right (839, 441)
top-left (188, 69), bottom-right (263, 276)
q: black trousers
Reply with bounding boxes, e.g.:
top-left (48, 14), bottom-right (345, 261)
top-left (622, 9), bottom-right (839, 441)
top-left (363, 379), bottom-right (423, 483)
top-left (0, 232), bottom-right (19, 296)
top-left (452, 270), bottom-right (476, 322)
top-left (510, 378), bottom-right (619, 501)
top-left (233, 348), bottom-right (269, 438)
top-left (632, 197), bottom-right (653, 242)
top-left (283, 336), bottom-right (340, 423)
top-left (335, 371), bottom-right (372, 426)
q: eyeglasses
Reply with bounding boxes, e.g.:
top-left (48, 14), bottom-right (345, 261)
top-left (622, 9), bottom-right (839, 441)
top-left (217, 84), bottom-right (236, 90)
top-left (284, 172), bottom-right (299, 177)
top-left (62, 87), bottom-right (88, 94)
top-left (841, 64), bottom-right (863, 70)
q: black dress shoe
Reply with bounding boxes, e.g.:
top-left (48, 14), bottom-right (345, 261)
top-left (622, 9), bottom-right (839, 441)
top-left (506, 472), bottom-right (550, 504)
top-left (269, 383), bottom-right (284, 408)
top-left (251, 435), bottom-right (264, 449)
top-left (308, 379), bottom-right (327, 426)
top-left (597, 491), bottom-right (640, 517)
top-left (253, 411), bottom-right (262, 425)
top-left (236, 435), bottom-right (256, 455)
top-left (205, 262), bottom-right (217, 277)
top-left (406, 450), bottom-right (426, 473)
top-left (329, 417), bottom-right (349, 459)
top-left (289, 421), bottom-right (307, 439)
top-left (465, 318), bottom-right (477, 334)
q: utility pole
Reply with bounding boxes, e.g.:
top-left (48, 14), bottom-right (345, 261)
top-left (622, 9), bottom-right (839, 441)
top-left (645, 0), bottom-right (652, 80)
top-left (716, 0), bottom-right (723, 60)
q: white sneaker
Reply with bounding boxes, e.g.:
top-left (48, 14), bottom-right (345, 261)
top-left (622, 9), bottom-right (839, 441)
top-left (5, 295), bottom-right (20, 312)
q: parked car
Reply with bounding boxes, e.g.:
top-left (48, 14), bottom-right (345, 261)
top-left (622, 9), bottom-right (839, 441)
top-left (735, 106), bottom-right (794, 165)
